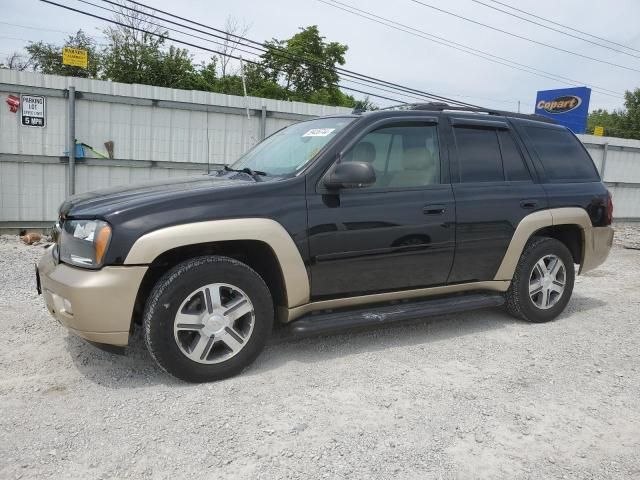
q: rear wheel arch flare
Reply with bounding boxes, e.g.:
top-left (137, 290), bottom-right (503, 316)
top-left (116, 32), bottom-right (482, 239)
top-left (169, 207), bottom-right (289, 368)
top-left (494, 207), bottom-right (590, 281)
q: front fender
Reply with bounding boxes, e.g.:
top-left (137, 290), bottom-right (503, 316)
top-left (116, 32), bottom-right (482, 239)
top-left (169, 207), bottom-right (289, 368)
top-left (124, 218), bottom-right (310, 308)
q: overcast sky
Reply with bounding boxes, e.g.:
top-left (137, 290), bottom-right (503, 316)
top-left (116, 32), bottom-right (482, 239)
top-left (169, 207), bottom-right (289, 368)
top-left (1, 0), bottom-right (639, 112)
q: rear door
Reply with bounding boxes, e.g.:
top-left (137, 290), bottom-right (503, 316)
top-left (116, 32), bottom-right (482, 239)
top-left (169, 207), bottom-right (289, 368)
top-left (307, 119), bottom-right (456, 298)
top-left (513, 120), bottom-right (608, 225)
top-left (443, 116), bottom-right (548, 282)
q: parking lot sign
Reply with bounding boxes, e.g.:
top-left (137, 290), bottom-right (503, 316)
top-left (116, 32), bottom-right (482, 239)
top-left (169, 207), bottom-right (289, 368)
top-left (21, 94), bottom-right (46, 128)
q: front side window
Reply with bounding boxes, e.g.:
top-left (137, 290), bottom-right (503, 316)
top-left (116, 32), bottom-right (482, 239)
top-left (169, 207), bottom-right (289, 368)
top-left (342, 123), bottom-right (440, 188)
top-left (232, 117), bottom-right (354, 176)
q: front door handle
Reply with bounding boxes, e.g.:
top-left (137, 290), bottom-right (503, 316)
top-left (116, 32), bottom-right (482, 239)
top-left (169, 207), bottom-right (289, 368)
top-left (423, 205), bottom-right (446, 215)
top-left (520, 199), bottom-right (539, 209)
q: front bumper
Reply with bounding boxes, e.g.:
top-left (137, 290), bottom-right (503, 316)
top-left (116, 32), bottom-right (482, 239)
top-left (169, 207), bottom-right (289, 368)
top-left (38, 245), bottom-right (147, 346)
top-left (580, 226), bottom-right (614, 274)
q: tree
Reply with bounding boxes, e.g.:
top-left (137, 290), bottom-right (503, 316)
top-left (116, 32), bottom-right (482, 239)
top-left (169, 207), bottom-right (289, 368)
top-left (257, 25), bottom-right (354, 106)
top-left (216, 16), bottom-right (251, 78)
top-left (101, 2), bottom-right (169, 85)
top-left (21, 4), bottom-right (364, 109)
top-left (353, 96), bottom-right (378, 111)
top-left (587, 89), bottom-right (640, 140)
top-left (0, 52), bottom-right (31, 71)
top-left (26, 30), bottom-right (100, 78)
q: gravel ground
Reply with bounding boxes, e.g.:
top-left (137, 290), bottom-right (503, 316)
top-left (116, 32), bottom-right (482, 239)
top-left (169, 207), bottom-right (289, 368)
top-left (1, 225), bottom-right (639, 480)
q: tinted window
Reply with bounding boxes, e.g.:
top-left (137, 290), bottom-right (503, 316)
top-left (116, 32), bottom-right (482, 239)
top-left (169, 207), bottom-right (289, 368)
top-left (524, 126), bottom-right (599, 181)
top-left (498, 130), bottom-right (531, 181)
top-left (343, 124), bottom-right (440, 188)
top-left (454, 127), bottom-right (503, 182)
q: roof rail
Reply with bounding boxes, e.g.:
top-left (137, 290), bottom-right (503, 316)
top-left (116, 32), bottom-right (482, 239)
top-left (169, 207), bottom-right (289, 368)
top-left (382, 102), bottom-right (556, 124)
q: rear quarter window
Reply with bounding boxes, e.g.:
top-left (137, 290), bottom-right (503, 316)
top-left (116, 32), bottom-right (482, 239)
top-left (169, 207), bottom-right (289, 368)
top-left (524, 125), bottom-right (599, 182)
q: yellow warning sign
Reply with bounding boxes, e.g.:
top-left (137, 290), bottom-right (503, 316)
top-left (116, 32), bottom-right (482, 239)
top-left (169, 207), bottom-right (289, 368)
top-left (593, 126), bottom-right (604, 136)
top-left (62, 47), bottom-right (88, 68)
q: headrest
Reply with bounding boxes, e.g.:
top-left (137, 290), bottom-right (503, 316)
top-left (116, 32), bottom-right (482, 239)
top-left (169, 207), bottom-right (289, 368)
top-left (403, 147), bottom-right (431, 170)
top-left (352, 141), bottom-right (376, 164)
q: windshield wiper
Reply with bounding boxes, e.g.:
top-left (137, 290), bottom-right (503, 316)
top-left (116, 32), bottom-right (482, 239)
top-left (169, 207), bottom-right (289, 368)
top-left (223, 165), bottom-right (267, 178)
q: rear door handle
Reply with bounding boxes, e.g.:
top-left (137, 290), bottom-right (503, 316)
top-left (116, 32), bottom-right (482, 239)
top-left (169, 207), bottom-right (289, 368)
top-left (520, 199), bottom-right (539, 209)
top-left (423, 205), bottom-right (446, 215)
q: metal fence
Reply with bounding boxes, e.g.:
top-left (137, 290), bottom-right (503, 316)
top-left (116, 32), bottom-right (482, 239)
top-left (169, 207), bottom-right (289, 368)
top-left (0, 71), bottom-right (350, 227)
top-left (1, 71), bottom-right (639, 228)
top-left (576, 134), bottom-right (640, 220)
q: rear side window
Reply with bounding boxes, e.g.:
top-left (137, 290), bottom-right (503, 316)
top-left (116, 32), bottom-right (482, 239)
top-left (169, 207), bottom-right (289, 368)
top-left (524, 126), bottom-right (599, 181)
top-left (454, 127), bottom-right (503, 182)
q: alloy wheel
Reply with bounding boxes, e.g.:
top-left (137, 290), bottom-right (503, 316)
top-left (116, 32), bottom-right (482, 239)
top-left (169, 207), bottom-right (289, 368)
top-left (173, 283), bottom-right (255, 364)
top-left (528, 254), bottom-right (566, 310)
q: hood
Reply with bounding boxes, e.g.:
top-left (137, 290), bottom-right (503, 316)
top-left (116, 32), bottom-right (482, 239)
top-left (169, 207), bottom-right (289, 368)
top-left (59, 171), bottom-right (257, 218)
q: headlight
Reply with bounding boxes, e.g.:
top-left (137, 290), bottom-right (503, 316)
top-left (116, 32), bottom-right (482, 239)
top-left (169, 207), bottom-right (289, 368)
top-left (59, 220), bottom-right (112, 269)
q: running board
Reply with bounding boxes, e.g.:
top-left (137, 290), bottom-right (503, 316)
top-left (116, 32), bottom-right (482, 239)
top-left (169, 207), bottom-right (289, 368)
top-left (285, 293), bottom-right (505, 337)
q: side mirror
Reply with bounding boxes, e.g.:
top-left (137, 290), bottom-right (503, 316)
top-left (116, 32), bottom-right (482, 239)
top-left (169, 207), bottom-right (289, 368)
top-left (324, 161), bottom-right (376, 190)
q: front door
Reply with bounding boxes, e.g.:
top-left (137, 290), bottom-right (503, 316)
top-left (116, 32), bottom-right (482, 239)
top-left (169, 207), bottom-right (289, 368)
top-left (307, 120), bottom-right (456, 298)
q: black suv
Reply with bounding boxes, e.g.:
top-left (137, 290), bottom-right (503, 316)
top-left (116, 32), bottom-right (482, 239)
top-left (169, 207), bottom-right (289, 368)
top-left (37, 103), bottom-right (614, 382)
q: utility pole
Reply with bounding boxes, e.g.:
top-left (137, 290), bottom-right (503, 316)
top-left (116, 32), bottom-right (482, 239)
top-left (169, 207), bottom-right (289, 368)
top-left (68, 86), bottom-right (76, 196)
top-left (239, 56), bottom-right (250, 120)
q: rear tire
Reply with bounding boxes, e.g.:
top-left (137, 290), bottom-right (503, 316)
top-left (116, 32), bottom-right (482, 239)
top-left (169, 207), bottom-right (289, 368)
top-left (505, 236), bottom-right (575, 323)
top-left (143, 256), bottom-right (273, 382)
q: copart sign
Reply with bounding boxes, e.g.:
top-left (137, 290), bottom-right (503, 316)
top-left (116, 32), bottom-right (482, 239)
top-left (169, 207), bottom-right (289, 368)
top-left (534, 87), bottom-right (590, 134)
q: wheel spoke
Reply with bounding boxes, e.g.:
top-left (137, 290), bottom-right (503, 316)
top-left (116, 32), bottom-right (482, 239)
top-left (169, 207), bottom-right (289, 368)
top-left (203, 287), bottom-right (215, 313)
top-left (216, 327), bottom-right (244, 353)
top-left (539, 287), bottom-right (550, 307)
top-left (549, 280), bottom-right (564, 294)
top-left (175, 311), bottom-right (205, 330)
top-left (529, 279), bottom-right (543, 295)
top-left (224, 298), bottom-right (253, 323)
top-left (549, 258), bottom-right (562, 278)
top-left (190, 334), bottom-right (215, 360)
top-left (535, 259), bottom-right (548, 277)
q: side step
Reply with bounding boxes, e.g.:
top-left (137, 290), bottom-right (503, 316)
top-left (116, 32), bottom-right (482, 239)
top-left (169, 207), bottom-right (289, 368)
top-left (285, 293), bottom-right (505, 337)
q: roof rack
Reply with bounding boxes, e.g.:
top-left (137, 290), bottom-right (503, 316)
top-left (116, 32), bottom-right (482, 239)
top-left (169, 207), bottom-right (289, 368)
top-left (383, 102), bottom-right (556, 124)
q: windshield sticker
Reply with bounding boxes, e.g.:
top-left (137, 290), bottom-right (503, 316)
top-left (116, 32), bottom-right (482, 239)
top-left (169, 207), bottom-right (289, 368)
top-left (302, 128), bottom-right (335, 137)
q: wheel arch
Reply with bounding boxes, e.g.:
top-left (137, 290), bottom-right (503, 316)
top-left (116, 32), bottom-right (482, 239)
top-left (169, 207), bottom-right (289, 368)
top-left (494, 207), bottom-right (591, 281)
top-left (126, 219), bottom-right (310, 323)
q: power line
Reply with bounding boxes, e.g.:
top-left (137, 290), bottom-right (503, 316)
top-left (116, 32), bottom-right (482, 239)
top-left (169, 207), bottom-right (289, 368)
top-left (102, 0), bottom-right (479, 108)
top-left (0, 21), bottom-right (79, 35)
top-left (88, 0), bottom-right (416, 103)
top-left (38, 0), bottom-right (410, 105)
top-left (407, 0), bottom-right (640, 73)
top-left (318, 0), bottom-right (624, 99)
top-left (481, 0), bottom-right (640, 55)
top-left (469, 0), bottom-right (640, 59)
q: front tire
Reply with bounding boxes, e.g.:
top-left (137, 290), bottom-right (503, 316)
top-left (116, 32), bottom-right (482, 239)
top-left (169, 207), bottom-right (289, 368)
top-left (143, 256), bottom-right (273, 382)
top-left (505, 236), bottom-right (575, 323)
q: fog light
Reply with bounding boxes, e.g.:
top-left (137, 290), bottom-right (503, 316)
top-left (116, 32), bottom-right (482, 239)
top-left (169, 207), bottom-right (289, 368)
top-left (49, 291), bottom-right (73, 316)
top-left (63, 298), bottom-right (73, 315)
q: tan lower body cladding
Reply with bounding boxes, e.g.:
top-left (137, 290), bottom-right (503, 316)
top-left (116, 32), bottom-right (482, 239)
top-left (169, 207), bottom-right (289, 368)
top-left (38, 245), bottom-right (147, 346)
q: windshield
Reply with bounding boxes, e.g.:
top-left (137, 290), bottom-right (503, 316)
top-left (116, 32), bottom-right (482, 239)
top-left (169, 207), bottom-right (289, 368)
top-left (232, 117), bottom-right (355, 176)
